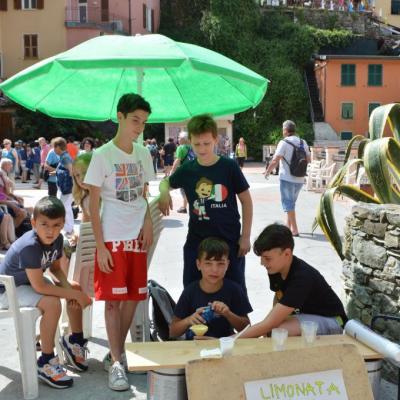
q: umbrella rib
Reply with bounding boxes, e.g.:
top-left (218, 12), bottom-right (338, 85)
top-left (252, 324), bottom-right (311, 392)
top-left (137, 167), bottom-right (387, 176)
top-left (33, 68), bottom-right (80, 110)
top-left (164, 68), bottom-right (193, 117)
top-left (109, 68), bottom-right (126, 120)
top-left (220, 75), bottom-right (255, 106)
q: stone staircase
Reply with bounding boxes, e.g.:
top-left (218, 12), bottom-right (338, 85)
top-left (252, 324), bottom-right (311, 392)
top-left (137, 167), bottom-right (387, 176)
top-left (305, 64), bottom-right (324, 123)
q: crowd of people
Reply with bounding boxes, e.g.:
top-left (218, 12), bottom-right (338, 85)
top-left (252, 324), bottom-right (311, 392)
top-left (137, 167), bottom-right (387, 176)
top-left (0, 93), bottom-right (346, 394)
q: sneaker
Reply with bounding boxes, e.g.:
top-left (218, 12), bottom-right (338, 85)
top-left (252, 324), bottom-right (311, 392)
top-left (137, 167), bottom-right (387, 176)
top-left (38, 356), bottom-right (73, 389)
top-left (103, 351), bottom-right (128, 372)
top-left (108, 361), bottom-right (129, 391)
top-left (60, 334), bottom-right (89, 372)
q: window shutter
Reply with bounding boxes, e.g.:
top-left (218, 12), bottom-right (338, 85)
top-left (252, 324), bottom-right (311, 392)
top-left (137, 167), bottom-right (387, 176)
top-left (151, 9), bottom-right (154, 32)
top-left (0, 0), bottom-right (7, 11)
top-left (14, 0), bottom-right (21, 9)
top-left (143, 4), bottom-right (146, 29)
top-left (37, 0), bottom-right (44, 9)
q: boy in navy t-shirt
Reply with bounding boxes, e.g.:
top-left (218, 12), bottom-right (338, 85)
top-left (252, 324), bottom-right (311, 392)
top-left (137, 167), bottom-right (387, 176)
top-left (159, 114), bottom-right (253, 294)
top-left (169, 237), bottom-right (252, 339)
top-left (0, 197), bottom-right (92, 389)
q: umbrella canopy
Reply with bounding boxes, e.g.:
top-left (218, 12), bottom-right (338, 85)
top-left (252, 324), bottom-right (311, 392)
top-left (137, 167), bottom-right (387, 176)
top-left (0, 34), bottom-right (268, 123)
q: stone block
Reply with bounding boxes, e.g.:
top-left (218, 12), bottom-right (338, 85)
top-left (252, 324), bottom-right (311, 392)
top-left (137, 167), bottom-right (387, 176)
top-left (345, 298), bottom-right (362, 320)
top-left (360, 308), bottom-right (372, 326)
top-left (385, 231), bottom-right (400, 248)
top-left (372, 293), bottom-right (398, 314)
top-left (353, 285), bottom-right (373, 305)
top-left (369, 278), bottom-right (395, 295)
top-left (385, 205), bottom-right (400, 227)
top-left (352, 235), bottom-right (387, 269)
top-left (383, 256), bottom-right (400, 278)
top-left (362, 220), bottom-right (387, 238)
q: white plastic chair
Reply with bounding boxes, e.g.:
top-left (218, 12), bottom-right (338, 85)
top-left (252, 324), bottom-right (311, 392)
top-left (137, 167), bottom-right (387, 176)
top-left (130, 198), bottom-right (164, 342)
top-left (0, 275), bottom-right (63, 400)
top-left (60, 222), bottom-right (95, 338)
top-left (315, 163), bottom-right (336, 190)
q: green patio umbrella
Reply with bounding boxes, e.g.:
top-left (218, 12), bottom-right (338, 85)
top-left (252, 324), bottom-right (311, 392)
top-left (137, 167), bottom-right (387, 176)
top-left (0, 34), bottom-right (268, 123)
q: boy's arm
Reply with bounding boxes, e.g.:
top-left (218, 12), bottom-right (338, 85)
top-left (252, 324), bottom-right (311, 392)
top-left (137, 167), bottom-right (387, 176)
top-left (211, 301), bottom-right (249, 332)
top-left (138, 202), bottom-right (153, 251)
top-left (239, 303), bottom-right (295, 338)
top-left (88, 184), bottom-right (114, 273)
top-left (158, 178), bottom-right (173, 216)
top-left (26, 267), bottom-right (91, 309)
top-left (169, 308), bottom-right (207, 338)
top-left (170, 158), bottom-right (181, 175)
top-left (237, 189), bottom-right (252, 257)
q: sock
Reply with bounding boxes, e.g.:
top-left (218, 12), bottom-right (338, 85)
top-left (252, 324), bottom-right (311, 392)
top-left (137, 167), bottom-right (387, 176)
top-left (69, 332), bottom-right (85, 346)
top-left (38, 352), bottom-right (55, 366)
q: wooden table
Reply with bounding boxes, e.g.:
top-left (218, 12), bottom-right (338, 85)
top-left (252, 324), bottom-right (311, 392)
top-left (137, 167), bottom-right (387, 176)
top-left (125, 334), bottom-right (382, 371)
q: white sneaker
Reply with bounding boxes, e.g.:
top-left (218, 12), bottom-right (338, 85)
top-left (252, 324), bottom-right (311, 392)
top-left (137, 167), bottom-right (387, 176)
top-left (103, 351), bottom-right (128, 372)
top-left (108, 361), bottom-right (129, 391)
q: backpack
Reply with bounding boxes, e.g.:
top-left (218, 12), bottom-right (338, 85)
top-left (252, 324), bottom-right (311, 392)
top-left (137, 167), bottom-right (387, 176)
top-left (148, 279), bottom-right (176, 341)
top-left (149, 144), bottom-right (158, 157)
top-left (283, 139), bottom-right (308, 177)
top-left (182, 146), bottom-right (196, 163)
top-left (56, 154), bottom-right (73, 195)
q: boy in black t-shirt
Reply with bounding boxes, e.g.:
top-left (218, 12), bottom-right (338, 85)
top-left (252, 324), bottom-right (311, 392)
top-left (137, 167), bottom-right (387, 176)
top-left (240, 224), bottom-right (347, 338)
top-left (159, 114), bottom-right (253, 294)
top-left (0, 197), bottom-right (92, 389)
top-left (169, 237), bottom-right (252, 339)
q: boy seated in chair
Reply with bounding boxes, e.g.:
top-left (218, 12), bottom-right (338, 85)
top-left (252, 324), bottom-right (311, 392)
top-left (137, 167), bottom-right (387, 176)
top-left (169, 237), bottom-right (252, 339)
top-left (240, 223), bottom-right (347, 338)
top-left (0, 196), bottom-right (92, 389)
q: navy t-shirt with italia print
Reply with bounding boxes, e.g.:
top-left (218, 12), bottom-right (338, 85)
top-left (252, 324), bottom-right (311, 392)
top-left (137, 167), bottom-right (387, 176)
top-left (169, 156), bottom-right (249, 245)
top-left (0, 230), bottom-right (63, 294)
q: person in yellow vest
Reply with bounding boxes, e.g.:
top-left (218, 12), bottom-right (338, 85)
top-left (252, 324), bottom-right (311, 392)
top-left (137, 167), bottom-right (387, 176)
top-left (235, 137), bottom-right (247, 169)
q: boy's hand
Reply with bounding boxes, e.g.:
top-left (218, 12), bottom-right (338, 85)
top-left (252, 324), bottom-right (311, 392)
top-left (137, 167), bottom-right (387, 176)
top-left (96, 245), bottom-right (114, 273)
top-left (158, 193), bottom-right (173, 216)
top-left (238, 235), bottom-right (251, 257)
top-left (76, 292), bottom-right (92, 309)
top-left (139, 217), bottom-right (153, 251)
top-left (186, 307), bottom-right (207, 325)
top-left (211, 301), bottom-right (230, 317)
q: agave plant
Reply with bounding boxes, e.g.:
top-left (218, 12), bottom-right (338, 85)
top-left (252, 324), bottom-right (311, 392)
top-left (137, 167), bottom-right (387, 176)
top-left (315, 103), bottom-right (400, 260)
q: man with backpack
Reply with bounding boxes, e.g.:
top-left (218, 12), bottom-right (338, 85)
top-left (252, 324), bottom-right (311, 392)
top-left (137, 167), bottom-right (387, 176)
top-left (170, 131), bottom-right (196, 213)
top-left (264, 120), bottom-right (310, 237)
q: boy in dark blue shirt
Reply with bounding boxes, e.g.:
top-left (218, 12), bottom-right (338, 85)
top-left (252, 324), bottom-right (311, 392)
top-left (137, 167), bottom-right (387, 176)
top-left (159, 114), bottom-right (253, 294)
top-left (0, 197), bottom-right (92, 389)
top-left (170, 237), bottom-right (252, 339)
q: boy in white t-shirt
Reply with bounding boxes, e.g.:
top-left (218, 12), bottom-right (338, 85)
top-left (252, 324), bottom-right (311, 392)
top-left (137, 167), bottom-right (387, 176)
top-left (84, 93), bottom-right (155, 391)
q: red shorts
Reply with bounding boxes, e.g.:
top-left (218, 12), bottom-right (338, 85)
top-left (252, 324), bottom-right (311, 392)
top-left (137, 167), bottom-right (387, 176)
top-left (94, 239), bottom-right (147, 301)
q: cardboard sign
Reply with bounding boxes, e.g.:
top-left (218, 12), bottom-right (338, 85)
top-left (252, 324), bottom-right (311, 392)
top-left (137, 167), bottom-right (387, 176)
top-left (244, 369), bottom-right (348, 400)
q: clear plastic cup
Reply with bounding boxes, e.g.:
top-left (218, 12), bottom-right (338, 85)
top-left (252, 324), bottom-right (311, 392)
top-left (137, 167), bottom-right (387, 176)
top-left (219, 337), bottom-right (235, 356)
top-left (271, 328), bottom-right (288, 351)
top-left (301, 321), bottom-right (319, 346)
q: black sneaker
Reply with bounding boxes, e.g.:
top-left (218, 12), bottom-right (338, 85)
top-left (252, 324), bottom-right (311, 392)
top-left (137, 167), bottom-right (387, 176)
top-left (38, 356), bottom-right (73, 389)
top-left (60, 334), bottom-right (89, 372)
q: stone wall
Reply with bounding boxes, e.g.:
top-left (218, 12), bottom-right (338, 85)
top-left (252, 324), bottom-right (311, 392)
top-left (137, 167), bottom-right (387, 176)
top-left (343, 202), bottom-right (400, 381)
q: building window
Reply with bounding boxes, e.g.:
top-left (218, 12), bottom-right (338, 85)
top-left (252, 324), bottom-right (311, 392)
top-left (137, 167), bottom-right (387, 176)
top-left (392, 0), bottom-right (400, 14)
top-left (341, 64), bottom-right (356, 86)
top-left (341, 131), bottom-right (353, 140)
top-left (79, 0), bottom-right (88, 23)
top-left (341, 103), bottom-right (354, 119)
top-left (0, 52), bottom-right (3, 78)
top-left (23, 34), bottom-right (38, 58)
top-left (368, 102), bottom-right (381, 116)
top-left (22, 0), bottom-right (37, 9)
top-left (368, 64), bottom-right (382, 86)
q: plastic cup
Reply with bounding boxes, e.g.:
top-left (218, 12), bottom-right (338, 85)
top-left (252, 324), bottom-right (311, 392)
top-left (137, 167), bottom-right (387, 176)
top-left (190, 324), bottom-right (208, 336)
top-left (301, 321), bottom-right (318, 346)
top-left (271, 328), bottom-right (288, 351)
top-left (219, 337), bottom-right (235, 356)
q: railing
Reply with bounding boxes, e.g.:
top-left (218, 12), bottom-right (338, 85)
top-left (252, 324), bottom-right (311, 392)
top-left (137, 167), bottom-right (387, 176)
top-left (304, 70), bottom-right (315, 125)
top-left (262, 0), bottom-right (374, 12)
top-left (65, 7), bottom-right (129, 34)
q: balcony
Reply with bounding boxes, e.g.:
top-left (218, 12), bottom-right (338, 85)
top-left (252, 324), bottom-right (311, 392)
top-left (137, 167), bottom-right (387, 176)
top-left (65, 7), bottom-right (129, 35)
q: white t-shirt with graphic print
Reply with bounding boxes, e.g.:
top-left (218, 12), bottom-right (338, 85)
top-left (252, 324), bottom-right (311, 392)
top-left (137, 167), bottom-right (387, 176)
top-left (84, 140), bottom-right (155, 242)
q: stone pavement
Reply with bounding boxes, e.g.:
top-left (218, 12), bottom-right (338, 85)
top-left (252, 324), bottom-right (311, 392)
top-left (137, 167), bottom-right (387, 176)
top-left (0, 163), bottom-right (396, 399)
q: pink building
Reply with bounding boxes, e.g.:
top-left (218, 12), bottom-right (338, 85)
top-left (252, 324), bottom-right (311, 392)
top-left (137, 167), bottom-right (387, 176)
top-left (65, 0), bottom-right (160, 49)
